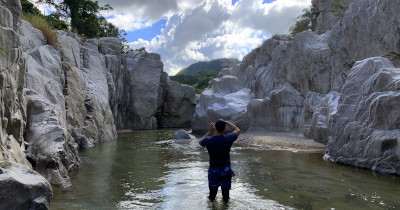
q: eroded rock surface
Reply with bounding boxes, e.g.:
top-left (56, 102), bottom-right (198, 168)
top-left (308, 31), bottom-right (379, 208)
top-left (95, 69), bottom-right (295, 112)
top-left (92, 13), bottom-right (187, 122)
top-left (193, 75), bottom-right (252, 133)
top-left (0, 0), bottom-right (29, 169)
top-left (24, 45), bottom-right (79, 188)
top-left (1, 0), bottom-right (52, 207)
top-left (327, 57), bottom-right (400, 174)
top-left (192, 0), bottom-right (400, 174)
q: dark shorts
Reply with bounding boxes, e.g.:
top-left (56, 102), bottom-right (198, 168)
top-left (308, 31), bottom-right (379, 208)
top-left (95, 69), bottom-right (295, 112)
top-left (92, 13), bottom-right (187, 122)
top-left (208, 166), bottom-right (235, 190)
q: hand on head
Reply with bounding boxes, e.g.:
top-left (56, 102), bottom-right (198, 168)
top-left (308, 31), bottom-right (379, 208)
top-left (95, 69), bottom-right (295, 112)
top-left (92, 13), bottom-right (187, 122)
top-left (209, 122), bottom-right (215, 133)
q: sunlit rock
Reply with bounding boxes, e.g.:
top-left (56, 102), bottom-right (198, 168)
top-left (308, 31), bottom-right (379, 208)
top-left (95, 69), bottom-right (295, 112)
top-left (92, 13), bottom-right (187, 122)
top-left (192, 75), bottom-right (253, 133)
top-left (19, 20), bottom-right (46, 51)
top-left (24, 45), bottom-right (79, 188)
top-left (327, 57), bottom-right (400, 175)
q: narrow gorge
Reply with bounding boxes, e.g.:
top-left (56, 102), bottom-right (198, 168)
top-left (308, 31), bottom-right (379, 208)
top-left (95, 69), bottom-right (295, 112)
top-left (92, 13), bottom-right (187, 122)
top-left (1, 0), bottom-right (400, 209)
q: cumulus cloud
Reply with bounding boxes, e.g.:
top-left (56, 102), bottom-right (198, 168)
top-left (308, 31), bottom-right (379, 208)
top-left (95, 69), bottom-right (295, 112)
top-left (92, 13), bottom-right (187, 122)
top-left (45, 0), bottom-right (311, 75)
top-left (97, 0), bottom-right (205, 31)
top-left (129, 0), bottom-right (311, 75)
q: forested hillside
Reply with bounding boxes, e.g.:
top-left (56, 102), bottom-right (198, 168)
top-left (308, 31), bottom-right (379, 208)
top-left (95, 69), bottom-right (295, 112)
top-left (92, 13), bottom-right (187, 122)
top-left (171, 58), bottom-right (239, 93)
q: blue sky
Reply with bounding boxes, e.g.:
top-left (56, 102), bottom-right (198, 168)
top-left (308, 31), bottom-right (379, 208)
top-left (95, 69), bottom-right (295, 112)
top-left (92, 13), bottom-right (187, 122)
top-left (124, 18), bottom-right (167, 42)
top-left (35, 0), bottom-right (311, 75)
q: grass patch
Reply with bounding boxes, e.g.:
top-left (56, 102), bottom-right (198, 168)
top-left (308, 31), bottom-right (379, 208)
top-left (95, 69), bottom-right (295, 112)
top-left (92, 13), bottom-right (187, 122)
top-left (0, 43), bottom-right (4, 52)
top-left (333, 0), bottom-right (344, 10)
top-left (22, 13), bottom-right (57, 48)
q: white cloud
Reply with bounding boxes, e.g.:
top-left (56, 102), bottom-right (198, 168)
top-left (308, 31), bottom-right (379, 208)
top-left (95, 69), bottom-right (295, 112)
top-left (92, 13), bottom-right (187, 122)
top-left (131, 0), bottom-right (311, 75)
top-left (36, 0), bottom-right (311, 75)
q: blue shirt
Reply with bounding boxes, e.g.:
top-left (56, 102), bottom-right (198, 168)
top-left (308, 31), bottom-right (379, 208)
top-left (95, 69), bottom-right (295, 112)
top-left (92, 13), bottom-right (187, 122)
top-left (200, 133), bottom-right (238, 167)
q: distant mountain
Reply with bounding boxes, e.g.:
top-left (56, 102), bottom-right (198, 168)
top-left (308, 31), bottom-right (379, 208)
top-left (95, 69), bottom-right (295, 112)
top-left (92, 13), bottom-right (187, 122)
top-left (176, 58), bottom-right (240, 76)
top-left (171, 58), bottom-right (240, 94)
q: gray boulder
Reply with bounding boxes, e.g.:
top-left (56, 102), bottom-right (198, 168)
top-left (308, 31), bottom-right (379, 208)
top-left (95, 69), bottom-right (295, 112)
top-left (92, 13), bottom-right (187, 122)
top-left (0, 162), bottom-right (52, 210)
top-left (248, 83), bottom-right (304, 132)
top-left (117, 51), bottom-right (163, 130)
top-left (192, 75), bottom-right (252, 133)
top-left (173, 129), bottom-right (191, 140)
top-left (303, 91), bottom-right (340, 144)
top-left (327, 57), bottom-right (400, 174)
top-left (158, 80), bottom-right (196, 128)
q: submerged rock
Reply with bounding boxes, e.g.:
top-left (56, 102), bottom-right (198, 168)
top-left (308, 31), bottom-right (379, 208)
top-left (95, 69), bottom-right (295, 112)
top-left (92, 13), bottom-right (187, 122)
top-left (173, 130), bottom-right (191, 140)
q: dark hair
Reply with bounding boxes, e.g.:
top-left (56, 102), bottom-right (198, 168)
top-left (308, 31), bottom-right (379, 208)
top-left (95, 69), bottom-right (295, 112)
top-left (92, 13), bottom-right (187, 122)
top-left (215, 120), bottom-right (226, 132)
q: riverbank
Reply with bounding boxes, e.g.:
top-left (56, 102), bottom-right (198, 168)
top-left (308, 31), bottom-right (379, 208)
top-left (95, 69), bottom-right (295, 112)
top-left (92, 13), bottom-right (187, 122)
top-left (236, 132), bottom-right (326, 153)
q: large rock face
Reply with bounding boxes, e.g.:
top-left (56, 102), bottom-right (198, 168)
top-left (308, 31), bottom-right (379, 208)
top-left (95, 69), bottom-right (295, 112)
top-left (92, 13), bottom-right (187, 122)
top-left (1, 0), bottom-right (52, 207)
top-left (327, 57), bottom-right (400, 174)
top-left (24, 45), bottom-right (79, 188)
top-left (0, 0), bottom-right (29, 168)
top-left (16, 13), bottom-right (196, 190)
top-left (193, 0), bottom-right (400, 174)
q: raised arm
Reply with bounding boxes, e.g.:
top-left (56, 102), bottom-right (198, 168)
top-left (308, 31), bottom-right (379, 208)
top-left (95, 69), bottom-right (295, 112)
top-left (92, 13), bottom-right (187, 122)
top-left (199, 122), bottom-right (215, 145)
top-left (225, 121), bottom-right (240, 137)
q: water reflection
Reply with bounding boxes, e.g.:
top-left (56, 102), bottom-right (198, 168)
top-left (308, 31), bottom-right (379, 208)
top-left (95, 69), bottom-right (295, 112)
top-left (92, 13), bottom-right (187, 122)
top-left (52, 130), bottom-right (400, 210)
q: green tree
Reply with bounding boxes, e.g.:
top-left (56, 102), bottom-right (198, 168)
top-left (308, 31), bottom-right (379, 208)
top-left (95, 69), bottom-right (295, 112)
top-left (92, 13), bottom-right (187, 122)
top-left (38, 0), bottom-right (118, 38)
top-left (289, 6), bottom-right (319, 37)
top-left (21, 0), bottom-right (41, 15)
top-left (99, 16), bottom-right (119, 37)
top-left (46, 12), bottom-right (68, 30)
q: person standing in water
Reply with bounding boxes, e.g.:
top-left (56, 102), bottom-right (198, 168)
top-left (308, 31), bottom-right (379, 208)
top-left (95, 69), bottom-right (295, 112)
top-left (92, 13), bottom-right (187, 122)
top-left (199, 119), bottom-right (240, 202)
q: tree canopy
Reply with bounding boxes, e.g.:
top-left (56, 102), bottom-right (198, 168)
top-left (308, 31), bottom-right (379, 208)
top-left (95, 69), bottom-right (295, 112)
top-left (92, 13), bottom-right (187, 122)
top-left (289, 6), bottom-right (319, 37)
top-left (37, 0), bottom-right (119, 38)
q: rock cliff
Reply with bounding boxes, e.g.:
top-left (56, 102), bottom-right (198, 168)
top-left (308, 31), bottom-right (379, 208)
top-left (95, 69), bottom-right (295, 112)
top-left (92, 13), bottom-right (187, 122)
top-left (0, 1), bottom-right (52, 209)
top-left (193, 0), bottom-right (400, 175)
top-left (16, 27), bottom-right (196, 188)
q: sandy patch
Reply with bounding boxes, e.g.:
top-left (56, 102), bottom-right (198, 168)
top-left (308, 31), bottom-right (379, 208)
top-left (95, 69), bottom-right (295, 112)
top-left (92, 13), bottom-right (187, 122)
top-left (236, 132), bottom-right (326, 153)
top-left (117, 129), bottom-right (134, 134)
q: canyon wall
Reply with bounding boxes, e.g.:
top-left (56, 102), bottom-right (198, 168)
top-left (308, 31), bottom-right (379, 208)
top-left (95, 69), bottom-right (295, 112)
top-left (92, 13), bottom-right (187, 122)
top-left (17, 26), bottom-right (196, 189)
top-left (1, 0), bottom-right (195, 207)
top-left (0, 1), bottom-right (52, 209)
top-left (193, 0), bottom-right (400, 175)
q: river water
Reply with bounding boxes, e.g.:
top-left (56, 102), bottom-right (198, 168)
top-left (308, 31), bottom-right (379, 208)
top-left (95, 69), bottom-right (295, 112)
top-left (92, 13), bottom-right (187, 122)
top-left (52, 130), bottom-right (400, 209)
